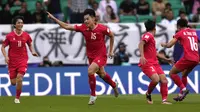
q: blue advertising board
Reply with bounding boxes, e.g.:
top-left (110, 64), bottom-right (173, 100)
top-left (0, 65), bottom-right (199, 96)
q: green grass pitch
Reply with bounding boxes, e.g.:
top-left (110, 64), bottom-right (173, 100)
top-left (0, 94), bottom-right (200, 112)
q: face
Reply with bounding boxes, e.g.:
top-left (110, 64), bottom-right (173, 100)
top-left (36, 2), bottom-right (42, 10)
top-left (15, 19), bottom-right (23, 30)
top-left (106, 6), bottom-right (112, 14)
top-left (84, 14), bottom-right (95, 28)
top-left (21, 2), bottom-right (27, 9)
top-left (166, 11), bottom-right (173, 20)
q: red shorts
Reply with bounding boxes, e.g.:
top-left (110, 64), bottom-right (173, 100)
top-left (139, 63), bottom-right (164, 78)
top-left (175, 59), bottom-right (198, 71)
top-left (8, 65), bottom-right (27, 79)
top-left (88, 56), bottom-right (107, 68)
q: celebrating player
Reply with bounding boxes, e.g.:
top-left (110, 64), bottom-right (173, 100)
top-left (1, 16), bottom-right (38, 103)
top-left (161, 19), bottom-right (199, 101)
top-left (138, 19), bottom-right (172, 104)
top-left (47, 9), bottom-right (118, 105)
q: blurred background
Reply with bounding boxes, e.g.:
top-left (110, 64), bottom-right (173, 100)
top-left (0, 0), bottom-right (200, 96)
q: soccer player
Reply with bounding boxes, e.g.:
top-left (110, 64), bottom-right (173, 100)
top-left (138, 19), bottom-right (172, 104)
top-left (1, 16), bottom-right (38, 103)
top-left (47, 9), bottom-right (118, 105)
top-left (161, 19), bottom-right (199, 101)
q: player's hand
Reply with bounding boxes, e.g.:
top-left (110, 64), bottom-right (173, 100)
top-left (161, 43), bottom-right (167, 47)
top-left (140, 56), bottom-right (147, 65)
top-left (46, 11), bottom-right (55, 20)
top-left (5, 56), bottom-right (9, 64)
top-left (32, 52), bottom-right (39, 57)
top-left (108, 52), bottom-right (114, 59)
top-left (166, 58), bottom-right (174, 66)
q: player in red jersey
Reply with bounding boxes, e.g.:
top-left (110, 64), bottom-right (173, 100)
top-left (47, 9), bottom-right (118, 105)
top-left (1, 16), bottom-right (38, 103)
top-left (161, 19), bottom-right (199, 101)
top-left (138, 20), bottom-right (172, 104)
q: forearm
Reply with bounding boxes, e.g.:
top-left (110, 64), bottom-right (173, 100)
top-left (157, 53), bottom-right (168, 61)
top-left (109, 36), bottom-right (114, 53)
top-left (138, 42), bottom-right (145, 57)
top-left (28, 44), bottom-right (35, 53)
top-left (1, 46), bottom-right (7, 58)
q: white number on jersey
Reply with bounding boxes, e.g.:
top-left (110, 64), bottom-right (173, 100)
top-left (91, 32), bottom-right (96, 40)
top-left (18, 41), bottom-right (22, 47)
top-left (188, 36), bottom-right (198, 51)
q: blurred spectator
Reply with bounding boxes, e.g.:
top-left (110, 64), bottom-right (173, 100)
top-left (53, 61), bottom-right (63, 67)
top-left (32, 1), bottom-right (46, 23)
top-left (152, 0), bottom-right (165, 16)
top-left (88, 0), bottom-right (96, 8)
top-left (164, 2), bottom-right (172, 12)
top-left (38, 56), bottom-right (52, 67)
top-left (0, 4), bottom-right (12, 24)
top-left (44, 0), bottom-right (64, 23)
top-left (119, 0), bottom-right (136, 15)
top-left (113, 42), bottom-right (130, 65)
top-left (182, 0), bottom-right (194, 14)
top-left (176, 10), bottom-right (188, 21)
top-left (7, 0), bottom-right (24, 7)
top-left (137, 0), bottom-right (150, 15)
top-left (91, 1), bottom-right (102, 22)
top-left (13, 2), bottom-right (33, 24)
top-left (98, 0), bottom-right (118, 19)
top-left (192, 7), bottom-right (200, 22)
top-left (68, 0), bottom-right (88, 23)
top-left (160, 9), bottom-right (177, 25)
top-left (103, 5), bottom-right (119, 23)
top-left (192, 0), bottom-right (200, 14)
top-left (158, 49), bottom-right (170, 64)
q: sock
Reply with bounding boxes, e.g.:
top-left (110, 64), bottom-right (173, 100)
top-left (16, 89), bottom-right (21, 99)
top-left (160, 83), bottom-right (168, 101)
top-left (88, 75), bottom-right (96, 96)
top-left (170, 74), bottom-right (185, 90)
top-left (182, 76), bottom-right (187, 87)
top-left (147, 81), bottom-right (158, 94)
top-left (102, 73), bottom-right (116, 88)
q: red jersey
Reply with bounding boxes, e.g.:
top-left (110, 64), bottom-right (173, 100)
top-left (3, 31), bottom-right (32, 67)
top-left (139, 32), bottom-right (158, 65)
top-left (174, 28), bottom-right (199, 62)
top-left (74, 24), bottom-right (111, 58)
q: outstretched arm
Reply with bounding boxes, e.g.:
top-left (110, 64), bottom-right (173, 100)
top-left (161, 38), bottom-right (177, 48)
top-left (46, 12), bottom-right (75, 31)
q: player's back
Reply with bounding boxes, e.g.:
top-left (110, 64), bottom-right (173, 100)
top-left (139, 32), bottom-right (158, 65)
top-left (174, 28), bottom-right (199, 62)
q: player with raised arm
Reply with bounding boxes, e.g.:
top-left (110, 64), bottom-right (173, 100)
top-left (161, 19), bottom-right (199, 101)
top-left (47, 9), bottom-right (118, 105)
top-left (138, 19), bottom-right (172, 104)
top-left (1, 16), bottom-right (38, 103)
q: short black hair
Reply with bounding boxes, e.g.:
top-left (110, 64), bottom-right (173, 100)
top-left (83, 9), bottom-right (96, 17)
top-left (12, 16), bottom-right (24, 25)
top-left (177, 18), bottom-right (188, 28)
top-left (144, 19), bottom-right (156, 31)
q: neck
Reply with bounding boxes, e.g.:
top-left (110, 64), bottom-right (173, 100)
top-left (148, 31), bottom-right (155, 35)
top-left (89, 23), bottom-right (97, 30)
top-left (15, 29), bottom-right (22, 35)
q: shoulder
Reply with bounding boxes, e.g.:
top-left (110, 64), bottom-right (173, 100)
top-left (142, 32), bottom-right (153, 38)
top-left (98, 24), bottom-right (109, 30)
top-left (6, 31), bottom-right (14, 38)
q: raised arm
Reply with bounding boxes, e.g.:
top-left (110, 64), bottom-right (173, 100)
top-left (46, 12), bottom-right (75, 31)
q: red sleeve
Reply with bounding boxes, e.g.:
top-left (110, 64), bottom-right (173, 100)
top-left (141, 34), bottom-right (151, 43)
top-left (3, 35), bottom-right (10, 47)
top-left (74, 24), bottom-right (84, 32)
top-left (27, 34), bottom-right (32, 46)
top-left (173, 31), bottom-right (181, 40)
top-left (102, 26), bottom-right (111, 36)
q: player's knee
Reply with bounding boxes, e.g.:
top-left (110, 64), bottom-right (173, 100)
top-left (11, 80), bottom-right (16, 86)
top-left (88, 68), bottom-right (95, 75)
top-left (160, 78), bottom-right (168, 84)
top-left (16, 76), bottom-right (23, 82)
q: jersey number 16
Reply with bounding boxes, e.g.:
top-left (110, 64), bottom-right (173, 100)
top-left (188, 36), bottom-right (198, 51)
